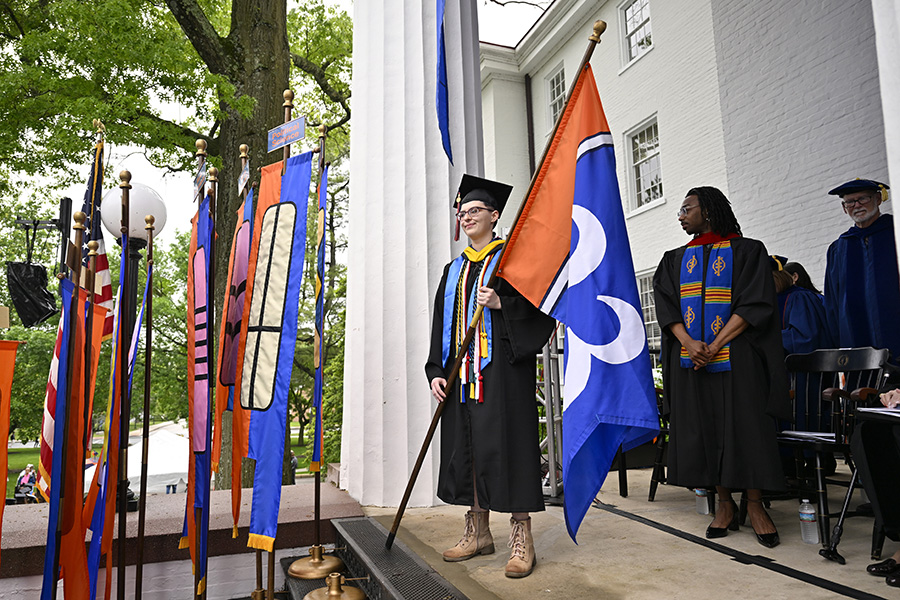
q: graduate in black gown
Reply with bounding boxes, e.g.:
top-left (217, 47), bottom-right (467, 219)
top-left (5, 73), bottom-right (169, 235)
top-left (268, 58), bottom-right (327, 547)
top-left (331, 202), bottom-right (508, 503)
top-left (426, 175), bottom-right (555, 579)
top-left (654, 187), bottom-right (790, 548)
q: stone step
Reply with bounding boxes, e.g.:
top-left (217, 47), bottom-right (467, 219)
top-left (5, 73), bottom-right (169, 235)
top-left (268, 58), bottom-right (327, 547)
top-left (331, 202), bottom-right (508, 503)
top-left (281, 517), bottom-right (468, 600)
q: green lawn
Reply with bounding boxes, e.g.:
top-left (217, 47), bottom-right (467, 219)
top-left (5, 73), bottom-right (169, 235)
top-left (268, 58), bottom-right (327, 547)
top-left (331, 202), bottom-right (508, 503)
top-left (6, 446), bottom-right (40, 499)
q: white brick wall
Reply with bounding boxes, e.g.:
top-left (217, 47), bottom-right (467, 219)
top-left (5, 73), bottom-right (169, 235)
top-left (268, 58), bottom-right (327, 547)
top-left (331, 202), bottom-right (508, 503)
top-left (711, 0), bottom-right (888, 288)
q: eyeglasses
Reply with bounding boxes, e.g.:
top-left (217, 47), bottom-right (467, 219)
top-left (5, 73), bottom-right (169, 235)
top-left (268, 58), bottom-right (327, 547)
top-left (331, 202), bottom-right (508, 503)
top-left (676, 204), bottom-right (699, 218)
top-left (457, 206), bottom-right (493, 220)
top-left (841, 195), bottom-right (877, 208)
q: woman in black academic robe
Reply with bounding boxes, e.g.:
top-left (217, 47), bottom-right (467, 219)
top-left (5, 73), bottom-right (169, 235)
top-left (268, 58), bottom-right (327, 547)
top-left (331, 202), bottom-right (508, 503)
top-left (425, 175), bottom-right (555, 578)
top-left (654, 187), bottom-right (790, 548)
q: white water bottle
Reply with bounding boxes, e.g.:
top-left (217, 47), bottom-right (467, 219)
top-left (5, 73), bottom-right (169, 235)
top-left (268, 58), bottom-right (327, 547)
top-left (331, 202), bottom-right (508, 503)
top-left (799, 499), bottom-right (819, 544)
top-left (695, 488), bottom-right (709, 515)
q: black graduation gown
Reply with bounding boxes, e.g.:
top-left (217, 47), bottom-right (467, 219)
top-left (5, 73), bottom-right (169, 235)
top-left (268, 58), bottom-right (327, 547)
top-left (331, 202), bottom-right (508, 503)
top-left (426, 260), bottom-right (556, 513)
top-left (653, 237), bottom-right (790, 491)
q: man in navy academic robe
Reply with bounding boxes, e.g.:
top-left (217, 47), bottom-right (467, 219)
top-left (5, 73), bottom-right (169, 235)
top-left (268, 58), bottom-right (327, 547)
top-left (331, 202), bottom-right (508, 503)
top-left (823, 179), bottom-right (900, 364)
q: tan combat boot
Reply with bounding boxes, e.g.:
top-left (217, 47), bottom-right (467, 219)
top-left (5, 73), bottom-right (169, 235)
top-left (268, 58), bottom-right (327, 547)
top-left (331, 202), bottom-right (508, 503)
top-left (505, 517), bottom-right (535, 578)
top-left (442, 510), bottom-right (494, 562)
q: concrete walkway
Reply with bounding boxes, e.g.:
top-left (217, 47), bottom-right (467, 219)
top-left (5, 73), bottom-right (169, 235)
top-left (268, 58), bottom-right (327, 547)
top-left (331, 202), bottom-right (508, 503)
top-left (367, 466), bottom-right (898, 600)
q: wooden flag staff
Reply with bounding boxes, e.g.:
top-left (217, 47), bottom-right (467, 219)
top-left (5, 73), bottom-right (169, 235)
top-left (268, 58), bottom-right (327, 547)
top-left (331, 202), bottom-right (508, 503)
top-left (385, 20), bottom-right (608, 550)
top-left (135, 215), bottom-right (155, 600)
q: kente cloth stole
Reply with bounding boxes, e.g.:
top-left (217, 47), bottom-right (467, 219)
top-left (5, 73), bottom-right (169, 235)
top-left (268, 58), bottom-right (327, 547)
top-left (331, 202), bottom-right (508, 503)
top-left (441, 239), bottom-right (504, 402)
top-left (679, 240), bottom-right (733, 372)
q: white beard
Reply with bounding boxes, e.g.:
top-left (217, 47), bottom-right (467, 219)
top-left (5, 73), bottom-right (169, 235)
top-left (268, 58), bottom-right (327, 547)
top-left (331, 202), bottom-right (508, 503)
top-left (850, 205), bottom-right (879, 225)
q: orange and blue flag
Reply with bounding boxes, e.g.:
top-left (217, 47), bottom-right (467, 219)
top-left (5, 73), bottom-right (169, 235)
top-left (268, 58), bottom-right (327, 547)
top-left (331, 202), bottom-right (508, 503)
top-left (498, 65), bottom-right (659, 541)
top-left (242, 152), bottom-right (312, 551)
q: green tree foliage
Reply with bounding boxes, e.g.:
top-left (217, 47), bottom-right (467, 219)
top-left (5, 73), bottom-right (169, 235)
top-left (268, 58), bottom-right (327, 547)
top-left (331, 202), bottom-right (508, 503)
top-left (1, 0), bottom-right (351, 482)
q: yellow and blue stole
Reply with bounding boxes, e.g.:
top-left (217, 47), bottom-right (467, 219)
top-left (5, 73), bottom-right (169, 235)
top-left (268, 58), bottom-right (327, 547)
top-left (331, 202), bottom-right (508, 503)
top-left (679, 233), bottom-right (738, 372)
top-left (441, 239), bottom-right (504, 402)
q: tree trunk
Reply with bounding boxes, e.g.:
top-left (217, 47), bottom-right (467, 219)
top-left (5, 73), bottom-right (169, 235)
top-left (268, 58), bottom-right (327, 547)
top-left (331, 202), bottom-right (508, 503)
top-left (179, 0), bottom-right (291, 489)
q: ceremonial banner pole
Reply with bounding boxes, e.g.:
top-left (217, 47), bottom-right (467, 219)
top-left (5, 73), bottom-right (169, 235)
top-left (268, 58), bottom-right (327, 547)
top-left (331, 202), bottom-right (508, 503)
top-left (193, 140), bottom-right (207, 600)
top-left (238, 140), bottom-right (265, 600)
top-left (268, 88), bottom-right (295, 600)
top-left (135, 215), bottom-right (155, 600)
top-left (203, 167), bottom-right (217, 600)
top-left (50, 211), bottom-right (85, 600)
top-left (288, 125), bottom-right (345, 580)
top-left (385, 20), bottom-right (609, 550)
top-left (117, 171), bottom-right (132, 600)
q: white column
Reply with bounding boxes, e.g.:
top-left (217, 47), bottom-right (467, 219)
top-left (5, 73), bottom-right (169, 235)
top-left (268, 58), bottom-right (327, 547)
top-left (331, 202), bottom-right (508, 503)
top-left (871, 0), bottom-right (900, 261)
top-left (341, 0), bottom-right (483, 507)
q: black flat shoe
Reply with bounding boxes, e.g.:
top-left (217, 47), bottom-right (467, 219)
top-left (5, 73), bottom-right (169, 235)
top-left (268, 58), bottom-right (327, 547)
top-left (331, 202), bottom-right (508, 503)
top-left (868, 558), bottom-right (900, 576)
top-left (706, 499), bottom-right (739, 539)
top-left (887, 573), bottom-right (900, 588)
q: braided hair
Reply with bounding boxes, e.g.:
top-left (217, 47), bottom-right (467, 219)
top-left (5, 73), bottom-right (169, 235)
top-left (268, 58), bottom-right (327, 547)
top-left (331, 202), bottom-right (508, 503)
top-left (686, 186), bottom-right (742, 236)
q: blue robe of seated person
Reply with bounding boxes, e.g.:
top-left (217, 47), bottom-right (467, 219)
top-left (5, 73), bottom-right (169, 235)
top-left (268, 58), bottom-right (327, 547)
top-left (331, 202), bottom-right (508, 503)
top-left (778, 285), bottom-right (832, 355)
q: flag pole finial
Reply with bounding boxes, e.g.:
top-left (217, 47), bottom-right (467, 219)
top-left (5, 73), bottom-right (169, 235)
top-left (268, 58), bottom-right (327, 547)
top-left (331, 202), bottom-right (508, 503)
top-left (119, 170), bottom-right (132, 188)
top-left (239, 144), bottom-right (249, 158)
top-left (319, 124), bottom-right (327, 139)
top-left (208, 167), bottom-right (219, 182)
top-left (145, 215), bottom-right (156, 230)
top-left (195, 139), bottom-right (208, 157)
top-left (590, 20), bottom-right (607, 43)
top-left (92, 119), bottom-right (105, 133)
top-left (73, 211), bottom-right (86, 230)
top-left (87, 240), bottom-right (99, 256)
top-left (283, 89), bottom-right (294, 108)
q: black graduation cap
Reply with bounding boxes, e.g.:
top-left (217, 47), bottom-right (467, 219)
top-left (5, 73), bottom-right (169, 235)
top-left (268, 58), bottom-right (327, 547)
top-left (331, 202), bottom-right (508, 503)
top-left (453, 174), bottom-right (514, 241)
top-left (827, 179), bottom-right (890, 197)
top-left (454, 174), bottom-right (513, 215)
top-left (769, 255), bottom-right (788, 271)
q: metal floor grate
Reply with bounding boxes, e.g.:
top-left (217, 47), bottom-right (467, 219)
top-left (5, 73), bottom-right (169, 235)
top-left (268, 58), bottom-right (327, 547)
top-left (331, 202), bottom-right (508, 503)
top-left (333, 517), bottom-right (468, 600)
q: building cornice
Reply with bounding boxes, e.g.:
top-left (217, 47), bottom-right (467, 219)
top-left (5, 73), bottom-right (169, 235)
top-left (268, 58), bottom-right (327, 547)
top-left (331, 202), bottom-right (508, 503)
top-left (480, 0), bottom-right (608, 84)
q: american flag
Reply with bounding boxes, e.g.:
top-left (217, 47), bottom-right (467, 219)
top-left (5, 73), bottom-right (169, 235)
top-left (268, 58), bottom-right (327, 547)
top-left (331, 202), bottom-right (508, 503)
top-left (81, 140), bottom-right (114, 340)
top-left (37, 138), bottom-right (113, 501)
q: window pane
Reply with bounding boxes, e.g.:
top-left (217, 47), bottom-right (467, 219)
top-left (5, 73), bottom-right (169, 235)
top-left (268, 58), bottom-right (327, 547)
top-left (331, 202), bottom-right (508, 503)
top-left (624, 0), bottom-right (653, 61)
top-left (630, 120), bottom-right (663, 210)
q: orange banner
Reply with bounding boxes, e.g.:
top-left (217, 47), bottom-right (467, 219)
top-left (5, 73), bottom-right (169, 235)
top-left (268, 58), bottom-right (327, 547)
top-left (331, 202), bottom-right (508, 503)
top-left (0, 340), bottom-right (22, 571)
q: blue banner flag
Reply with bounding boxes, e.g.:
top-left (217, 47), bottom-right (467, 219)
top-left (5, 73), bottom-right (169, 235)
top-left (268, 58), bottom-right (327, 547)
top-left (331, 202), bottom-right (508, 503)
top-left (243, 152), bottom-right (312, 551)
top-left (436, 0), bottom-right (453, 163)
top-left (191, 193), bottom-right (213, 595)
top-left (311, 164), bottom-right (329, 471)
top-left (40, 278), bottom-right (75, 600)
top-left (498, 66), bottom-right (659, 541)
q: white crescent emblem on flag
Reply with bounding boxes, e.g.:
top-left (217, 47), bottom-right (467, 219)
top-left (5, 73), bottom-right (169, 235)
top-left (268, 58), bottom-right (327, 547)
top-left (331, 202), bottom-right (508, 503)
top-left (564, 206), bottom-right (645, 407)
